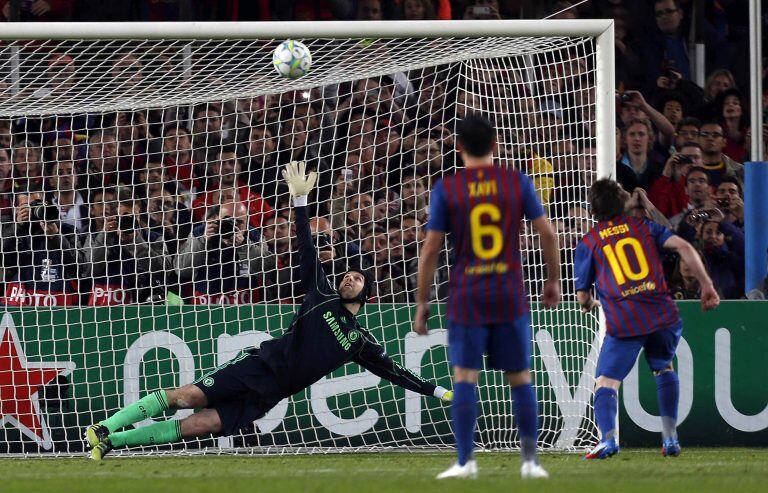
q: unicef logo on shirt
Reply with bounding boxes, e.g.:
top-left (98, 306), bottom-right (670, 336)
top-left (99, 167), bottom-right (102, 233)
top-left (347, 330), bottom-right (360, 343)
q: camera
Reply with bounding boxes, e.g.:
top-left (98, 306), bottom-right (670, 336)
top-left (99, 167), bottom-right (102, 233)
top-left (618, 93), bottom-right (632, 103)
top-left (313, 232), bottom-right (333, 252)
top-left (688, 210), bottom-right (711, 223)
top-left (217, 217), bottom-right (237, 240)
top-left (118, 215), bottom-right (137, 232)
top-left (677, 155), bottom-right (693, 165)
top-left (29, 199), bottom-right (59, 222)
top-left (716, 197), bottom-right (730, 209)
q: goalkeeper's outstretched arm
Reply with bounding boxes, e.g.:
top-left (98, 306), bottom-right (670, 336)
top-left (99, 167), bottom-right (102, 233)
top-left (283, 161), bottom-right (334, 297)
top-left (354, 332), bottom-right (452, 402)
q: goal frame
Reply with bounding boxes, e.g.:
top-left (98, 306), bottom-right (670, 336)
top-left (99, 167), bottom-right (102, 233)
top-left (0, 19), bottom-right (616, 454)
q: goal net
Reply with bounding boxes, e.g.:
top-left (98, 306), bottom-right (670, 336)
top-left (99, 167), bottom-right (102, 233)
top-left (0, 21), bottom-right (613, 455)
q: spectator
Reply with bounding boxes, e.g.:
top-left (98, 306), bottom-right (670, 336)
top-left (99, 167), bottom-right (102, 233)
top-left (145, 188), bottom-right (192, 256)
top-left (715, 176), bottom-right (744, 228)
top-left (162, 125), bottom-right (195, 197)
top-left (672, 117), bottom-right (701, 151)
top-left (115, 110), bottom-right (151, 170)
top-left (462, 0), bottom-right (501, 20)
top-left (696, 217), bottom-right (744, 299)
top-left (403, 0), bottom-right (437, 20)
top-left (177, 201), bottom-right (274, 304)
top-left (190, 104), bottom-right (223, 164)
top-left (659, 92), bottom-right (685, 128)
top-left (1, 0), bottom-right (72, 21)
top-left (46, 159), bottom-right (86, 233)
top-left (309, 215), bottom-right (351, 280)
top-left (649, 141), bottom-right (702, 218)
top-left (11, 140), bottom-right (44, 191)
top-left (668, 250), bottom-right (708, 300)
top-left (716, 88), bottom-right (749, 163)
top-left (32, 53), bottom-right (76, 98)
top-left (703, 68), bottom-right (737, 105)
top-left (81, 130), bottom-right (123, 200)
top-left (699, 121), bottom-right (744, 187)
top-left (1, 184), bottom-right (80, 306)
top-left (261, 214), bottom-right (294, 303)
top-left (110, 53), bottom-right (143, 90)
top-left (345, 192), bottom-right (375, 242)
top-left (400, 175), bottom-right (429, 222)
top-left (192, 143), bottom-right (274, 229)
top-left (242, 124), bottom-right (279, 196)
top-left (639, 0), bottom-right (691, 91)
top-left (669, 166), bottom-right (717, 235)
top-left (356, 0), bottom-right (383, 20)
top-left (81, 189), bottom-right (168, 305)
top-left (618, 90), bottom-right (675, 147)
top-left (616, 119), bottom-right (661, 192)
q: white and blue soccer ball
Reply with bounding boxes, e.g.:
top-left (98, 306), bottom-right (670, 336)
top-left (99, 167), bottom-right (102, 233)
top-left (272, 40), bottom-right (312, 79)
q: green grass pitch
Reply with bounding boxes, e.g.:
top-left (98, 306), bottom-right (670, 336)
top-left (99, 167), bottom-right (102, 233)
top-left (2, 449), bottom-right (766, 493)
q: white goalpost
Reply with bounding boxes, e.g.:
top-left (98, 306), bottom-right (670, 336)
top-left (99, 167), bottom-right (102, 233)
top-left (0, 19), bottom-right (614, 456)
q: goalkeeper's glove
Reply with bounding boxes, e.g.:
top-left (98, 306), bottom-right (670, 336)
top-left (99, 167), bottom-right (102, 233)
top-left (434, 387), bottom-right (453, 403)
top-left (281, 161), bottom-right (317, 206)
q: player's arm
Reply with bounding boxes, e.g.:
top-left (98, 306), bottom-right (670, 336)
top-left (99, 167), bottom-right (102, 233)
top-left (521, 172), bottom-right (560, 308)
top-left (354, 335), bottom-right (452, 402)
top-left (663, 235), bottom-right (720, 311)
top-left (574, 240), bottom-right (599, 313)
top-left (282, 162), bottom-right (333, 296)
top-left (414, 229), bottom-right (444, 334)
top-left (414, 179), bottom-right (448, 335)
top-left (531, 215), bottom-right (561, 308)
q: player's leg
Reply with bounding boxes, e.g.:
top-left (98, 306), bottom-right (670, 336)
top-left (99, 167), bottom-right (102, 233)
top-left (436, 323), bottom-right (485, 479)
top-left (489, 315), bottom-right (547, 479)
top-left (88, 385), bottom-right (212, 460)
top-left (644, 321), bottom-right (684, 457)
top-left (585, 333), bottom-right (644, 459)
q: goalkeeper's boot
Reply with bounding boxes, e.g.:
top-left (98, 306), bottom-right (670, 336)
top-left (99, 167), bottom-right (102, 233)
top-left (435, 460), bottom-right (478, 479)
top-left (662, 438), bottom-right (681, 457)
top-left (84, 424), bottom-right (110, 449)
top-left (521, 461), bottom-right (549, 479)
top-left (584, 438), bottom-right (619, 460)
top-left (89, 438), bottom-right (113, 461)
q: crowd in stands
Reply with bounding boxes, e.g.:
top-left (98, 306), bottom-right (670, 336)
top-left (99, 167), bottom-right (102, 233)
top-left (0, 0), bottom-right (762, 305)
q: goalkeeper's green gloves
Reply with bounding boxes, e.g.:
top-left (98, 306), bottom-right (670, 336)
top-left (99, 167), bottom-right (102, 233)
top-left (281, 161), bottom-right (317, 206)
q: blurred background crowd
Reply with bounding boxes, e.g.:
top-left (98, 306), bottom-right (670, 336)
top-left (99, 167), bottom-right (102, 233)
top-left (0, 0), bottom-right (764, 306)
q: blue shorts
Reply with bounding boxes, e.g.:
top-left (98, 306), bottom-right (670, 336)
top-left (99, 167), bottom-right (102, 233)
top-left (447, 315), bottom-right (531, 372)
top-left (595, 321), bottom-right (683, 381)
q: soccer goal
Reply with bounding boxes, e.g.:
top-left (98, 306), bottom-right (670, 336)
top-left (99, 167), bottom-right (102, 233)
top-left (0, 20), bottom-right (614, 456)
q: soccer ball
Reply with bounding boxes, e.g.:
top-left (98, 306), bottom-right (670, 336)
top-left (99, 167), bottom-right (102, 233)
top-left (272, 40), bottom-right (312, 79)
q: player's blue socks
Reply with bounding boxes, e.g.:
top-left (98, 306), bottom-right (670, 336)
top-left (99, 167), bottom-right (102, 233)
top-left (594, 387), bottom-right (618, 441)
top-left (511, 383), bottom-right (538, 463)
top-left (655, 371), bottom-right (679, 441)
top-left (451, 382), bottom-right (477, 466)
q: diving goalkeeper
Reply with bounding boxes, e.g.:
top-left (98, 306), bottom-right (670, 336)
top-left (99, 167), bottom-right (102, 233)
top-left (86, 162), bottom-right (453, 460)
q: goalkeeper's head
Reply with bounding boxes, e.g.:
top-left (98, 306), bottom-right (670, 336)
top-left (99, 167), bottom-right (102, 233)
top-left (338, 268), bottom-right (375, 307)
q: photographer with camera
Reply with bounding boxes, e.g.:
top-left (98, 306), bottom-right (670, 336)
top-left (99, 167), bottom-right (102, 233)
top-left (669, 166), bottom-right (718, 233)
top-left (177, 201), bottom-right (274, 305)
top-left (687, 210), bottom-right (744, 300)
top-left (81, 188), bottom-right (169, 305)
top-left (1, 184), bottom-right (81, 306)
top-left (714, 176), bottom-right (744, 229)
top-left (648, 142), bottom-right (702, 218)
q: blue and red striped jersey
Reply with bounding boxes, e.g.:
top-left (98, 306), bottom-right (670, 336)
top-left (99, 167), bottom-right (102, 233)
top-left (574, 216), bottom-right (681, 338)
top-left (426, 165), bottom-right (545, 324)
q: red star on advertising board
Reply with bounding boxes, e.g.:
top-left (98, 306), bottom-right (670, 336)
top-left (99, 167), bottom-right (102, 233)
top-left (0, 313), bottom-right (75, 450)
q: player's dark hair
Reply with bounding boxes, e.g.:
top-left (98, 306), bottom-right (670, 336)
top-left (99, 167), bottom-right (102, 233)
top-left (588, 179), bottom-right (626, 222)
top-left (456, 113), bottom-right (495, 157)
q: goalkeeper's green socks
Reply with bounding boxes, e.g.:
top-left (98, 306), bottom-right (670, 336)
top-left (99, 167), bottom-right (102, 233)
top-left (109, 420), bottom-right (182, 448)
top-left (100, 390), bottom-right (170, 433)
